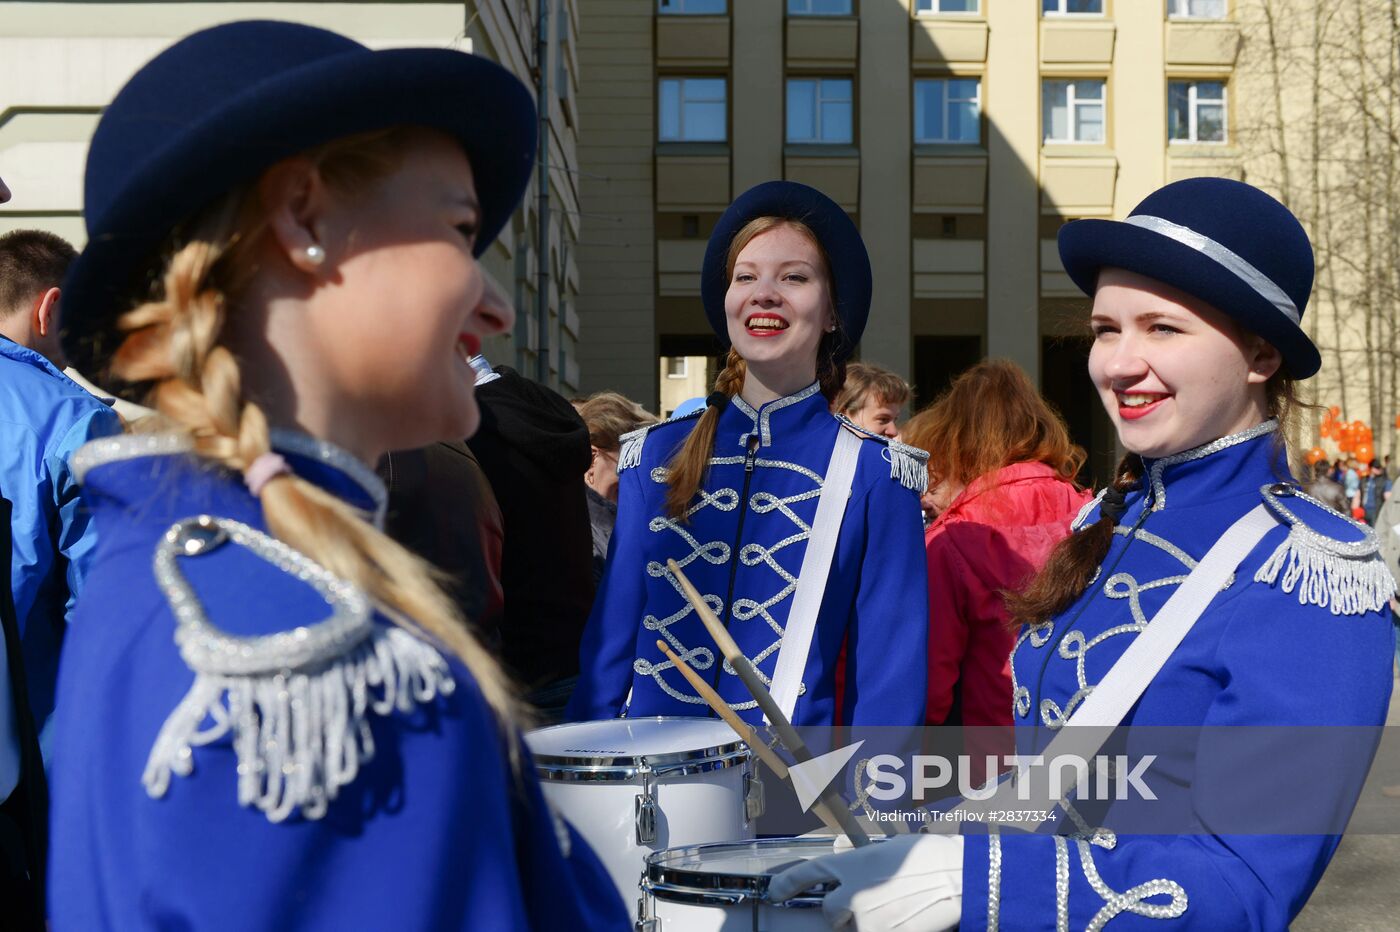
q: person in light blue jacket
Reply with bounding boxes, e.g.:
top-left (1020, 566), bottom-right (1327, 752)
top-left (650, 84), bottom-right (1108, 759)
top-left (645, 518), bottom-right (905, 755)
top-left (0, 230), bottom-right (121, 768)
top-left (568, 181), bottom-right (930, 728)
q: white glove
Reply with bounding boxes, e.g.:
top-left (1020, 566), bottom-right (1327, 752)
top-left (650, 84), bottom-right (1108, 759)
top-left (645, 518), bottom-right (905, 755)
top-left (767, 834), bottom-right (964, 932)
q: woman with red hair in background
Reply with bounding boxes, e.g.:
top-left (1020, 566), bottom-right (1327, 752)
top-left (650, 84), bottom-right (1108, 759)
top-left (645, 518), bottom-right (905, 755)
top-left (902, 359), bottom-right (1089, 731)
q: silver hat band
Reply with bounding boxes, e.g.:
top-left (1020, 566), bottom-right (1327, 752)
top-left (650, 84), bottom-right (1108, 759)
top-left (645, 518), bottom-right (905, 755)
top-left (1122, 214), bottom-right (1301, 326)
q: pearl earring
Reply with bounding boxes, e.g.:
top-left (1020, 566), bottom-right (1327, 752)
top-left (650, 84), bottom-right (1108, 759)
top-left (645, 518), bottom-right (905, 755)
top-left (303, 244), bottom-right (326, 266)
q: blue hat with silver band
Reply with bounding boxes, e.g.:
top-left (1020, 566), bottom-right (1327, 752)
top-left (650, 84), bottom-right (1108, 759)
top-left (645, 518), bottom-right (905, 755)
top-left (62, 20), bottom-right (536, 392)
top-left (1057, 177), bottom-right (1320, 379)
top-left (701, 180), bottom-right (871, 363)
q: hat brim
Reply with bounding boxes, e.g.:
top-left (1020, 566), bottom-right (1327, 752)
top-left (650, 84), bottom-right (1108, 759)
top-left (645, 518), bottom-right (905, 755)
top-left (63, 46), bottom-right (536, 394)
top-left (700, 181), bottom-right (871, 363)
top-left (1058, 218), bottom-right (1322, 379)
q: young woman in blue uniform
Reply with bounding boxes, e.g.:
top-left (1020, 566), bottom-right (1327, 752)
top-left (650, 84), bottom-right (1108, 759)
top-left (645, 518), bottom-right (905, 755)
top-left (568, 181), bottom-right (930, 727)
top-left (45, 22), bottom-right (625, 930)
top-left (769, 179), bottom-right (1397, 929)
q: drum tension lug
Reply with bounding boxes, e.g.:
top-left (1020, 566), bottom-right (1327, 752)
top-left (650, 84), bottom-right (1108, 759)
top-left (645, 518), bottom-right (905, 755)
top-left (635, 895), bottom-right (658, 932)
top-left (635, 792), bottom-right (658, 845)
top-left (744, 770), bottom-right (765, 822)
top-left (636, 763), bottom-right (658, 845)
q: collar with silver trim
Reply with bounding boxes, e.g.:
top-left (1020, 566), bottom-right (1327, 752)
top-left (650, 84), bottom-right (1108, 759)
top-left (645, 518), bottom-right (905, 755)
top-left (728, 380), bottom-right (823, 448)
top-left (1142, 418), bottom-right (1278, 511)
top-left (72, 429), bottom-right (387, 527)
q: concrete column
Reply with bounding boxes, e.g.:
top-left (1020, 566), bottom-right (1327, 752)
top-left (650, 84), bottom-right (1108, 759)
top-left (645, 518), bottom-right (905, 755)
top-left (575, 0), bottom-right (658, 407)
top-left (1113, 0), bottom-right (1166, 215)
top-left (983, 2), bottom-right (1041, 382)
top-left (857, 0), bottom-right (912, 379)
top-left (731, 0), bottom-right (784, 193)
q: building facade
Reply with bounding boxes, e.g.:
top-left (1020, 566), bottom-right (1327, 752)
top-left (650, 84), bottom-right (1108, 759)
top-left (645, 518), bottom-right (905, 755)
top-left (575, 0), bottom-right (1254, 479)
top-left (0, 0), bottom-right (584, 394)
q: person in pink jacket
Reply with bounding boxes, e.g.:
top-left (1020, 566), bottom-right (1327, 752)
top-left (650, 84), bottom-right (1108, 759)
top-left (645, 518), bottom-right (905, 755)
top-left (903, 359), bottom-right (1091, 732)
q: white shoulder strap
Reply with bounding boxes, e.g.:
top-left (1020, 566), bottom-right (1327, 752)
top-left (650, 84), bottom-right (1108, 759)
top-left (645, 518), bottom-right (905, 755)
top-left (960, 503), bottom-right (1277, 818)
top-left (768, 426), bottom-right (862, 722)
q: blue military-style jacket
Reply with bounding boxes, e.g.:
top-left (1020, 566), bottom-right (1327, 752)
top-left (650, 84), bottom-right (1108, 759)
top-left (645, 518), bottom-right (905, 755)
top-left (0, 337), bottom-right (120, 771)
top-left (47, 431), bottom-right (626, 931)
top-left (568, 381), bottom-right (930, 727)
top-left (962, 421), bottom-right (1396, 930)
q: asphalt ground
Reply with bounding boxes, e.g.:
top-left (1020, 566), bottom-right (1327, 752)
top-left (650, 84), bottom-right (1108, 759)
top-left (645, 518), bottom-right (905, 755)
top-left (1292, 670), bottom-right (1400, 931)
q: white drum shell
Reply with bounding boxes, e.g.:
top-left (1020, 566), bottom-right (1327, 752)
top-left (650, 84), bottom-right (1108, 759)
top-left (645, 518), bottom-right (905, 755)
top-left (528, 718), bottom-right (756, 917)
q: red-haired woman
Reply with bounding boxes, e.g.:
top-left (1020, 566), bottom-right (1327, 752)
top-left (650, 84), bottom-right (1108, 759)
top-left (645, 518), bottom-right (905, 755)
top-left (567, 182), bottom-right (930, 727)
top-left (902, 359), bottom-right (1090, 732)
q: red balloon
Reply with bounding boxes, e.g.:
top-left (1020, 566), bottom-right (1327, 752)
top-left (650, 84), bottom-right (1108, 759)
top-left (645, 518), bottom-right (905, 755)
top-left (1357, 443), bottom-right (1375, 462)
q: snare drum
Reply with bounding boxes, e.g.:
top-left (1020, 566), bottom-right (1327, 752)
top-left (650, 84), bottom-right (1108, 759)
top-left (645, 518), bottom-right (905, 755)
top-left (526, 718), bottom-right (761, 918)
top-left (639, 837), bottom-right (849, 931)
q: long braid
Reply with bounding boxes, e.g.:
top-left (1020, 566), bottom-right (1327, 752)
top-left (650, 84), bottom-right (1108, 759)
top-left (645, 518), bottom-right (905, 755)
top-left (665, 349), bottom-right (746, 519)
top-left (106, 142), bottom-right (524, 733)
top-left (1004, 452), bottom-right (1144, 626)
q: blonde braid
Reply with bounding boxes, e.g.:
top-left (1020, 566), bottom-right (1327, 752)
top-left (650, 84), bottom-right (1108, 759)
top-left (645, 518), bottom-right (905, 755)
top-left (108, 150), bottom-right (524, 733)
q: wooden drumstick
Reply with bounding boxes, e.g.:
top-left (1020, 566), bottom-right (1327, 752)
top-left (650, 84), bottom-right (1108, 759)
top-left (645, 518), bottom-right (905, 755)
top-left (665, 559), bottom-right (871, 848)
top-left (655, 639), bottom-right (848, 838)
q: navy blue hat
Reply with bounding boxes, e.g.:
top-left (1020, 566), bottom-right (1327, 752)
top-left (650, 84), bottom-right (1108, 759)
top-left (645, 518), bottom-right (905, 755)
top-left (1058, 177), bottom-right (1319, 378)
top-left (701, 181), bottom-right (871, 362)
top-left (62, 20), bottom-right (537, 386)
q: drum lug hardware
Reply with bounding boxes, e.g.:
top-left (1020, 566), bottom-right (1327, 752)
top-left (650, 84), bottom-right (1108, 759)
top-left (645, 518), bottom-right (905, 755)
top-left (636, 764), bottom-right (658, 844)
top-left (744, 770), bottom-right (765, 822)
top-left (635, 895), bottom-right (658, 932)
top-left (635, 792), bottom-right (658, 844)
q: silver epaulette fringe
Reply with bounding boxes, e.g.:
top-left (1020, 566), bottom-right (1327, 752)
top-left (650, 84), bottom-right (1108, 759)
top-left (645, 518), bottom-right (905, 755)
top-left (1254, 484), bottom-right (1396, 615)
top-left (617, 425), bottom-right (649, 472)
top-left (885, 438), bottom-right (931, 494)
top-left (834, 415), bottom-right (930, 494)
top-left (144, 515), bottom-right (455, 822)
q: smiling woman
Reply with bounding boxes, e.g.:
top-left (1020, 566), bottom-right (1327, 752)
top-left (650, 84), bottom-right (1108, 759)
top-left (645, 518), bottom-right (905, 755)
top-left (45, 20), bottom-right (626, 931)
top-left (569, 181), bottom-right (932, 729)
top-left (768, 177), bottom-right (1396, 931)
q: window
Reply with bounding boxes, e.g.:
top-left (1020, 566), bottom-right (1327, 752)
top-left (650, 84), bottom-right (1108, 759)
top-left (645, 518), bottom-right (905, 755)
top-left (915, 0), bottom-right (979, 12)
top-left (657, 0), bottom-right (726, 13)
top-left (659, 78), bottom-right (727, 142)
top-left (914, 78), bottom-right (981, 143)
top-left (1168, 80), bottom-right (1226, 143)
top-left (1042, 79), bottom-right (1105, 143)
top-left (1042, 0), bottom-right (1103, 14)
top-left (1168, 0), bottom-right (1226, 18)
top-left (787, 78), bottom-right (854, 144)
top-left (788, 0), bottom-right (853, 14)
top-left (665, 357), bottom-right (689, 378)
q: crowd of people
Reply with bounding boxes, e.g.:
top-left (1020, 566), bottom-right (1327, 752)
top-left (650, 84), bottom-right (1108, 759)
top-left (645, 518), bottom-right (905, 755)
top-left (0, 18), bottom-right (1395, 932)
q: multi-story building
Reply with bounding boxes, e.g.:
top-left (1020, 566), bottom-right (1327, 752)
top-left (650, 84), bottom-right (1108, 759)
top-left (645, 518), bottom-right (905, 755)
top-left (575, 0), bottom-right (1250, 475)
top-left (0, 1), bottom-right (584, 394)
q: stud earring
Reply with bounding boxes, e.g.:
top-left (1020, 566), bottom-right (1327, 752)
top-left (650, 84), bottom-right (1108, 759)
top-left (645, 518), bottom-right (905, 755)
top-left (303, 244), bottom-right (326, 266)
